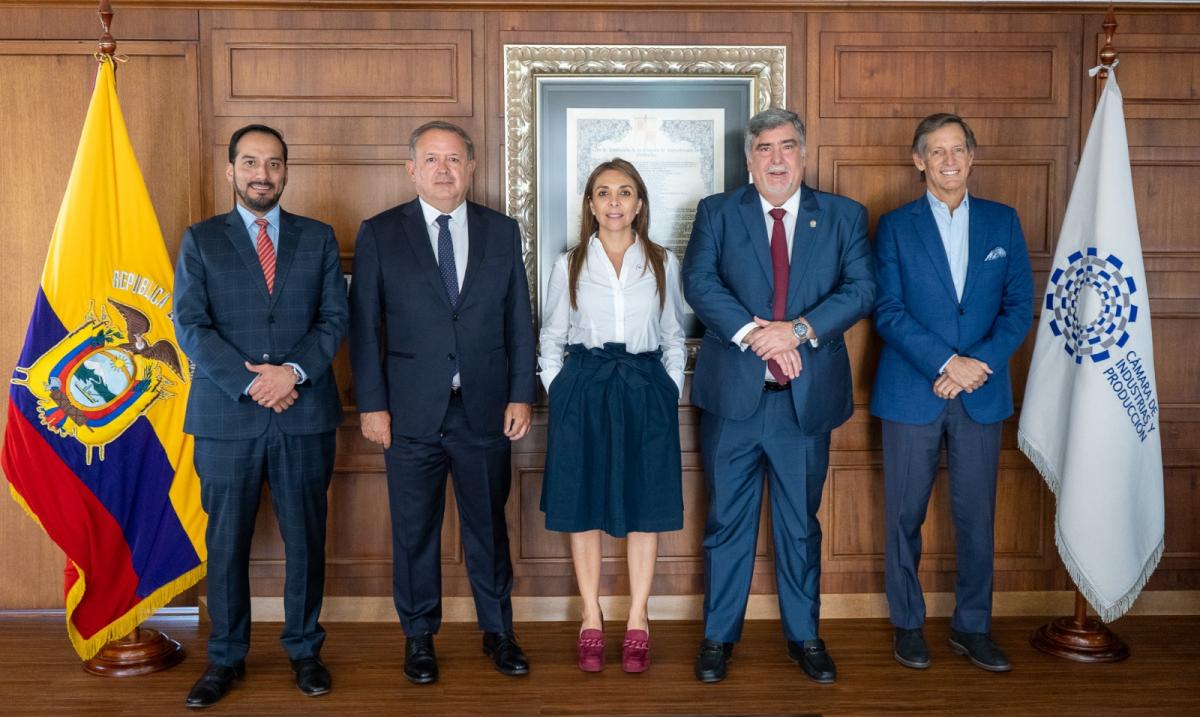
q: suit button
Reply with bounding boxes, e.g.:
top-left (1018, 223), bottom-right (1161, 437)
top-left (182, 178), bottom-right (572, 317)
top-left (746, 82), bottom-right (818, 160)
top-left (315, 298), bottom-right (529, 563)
top-left (262, 353), bottom-right (270, 361)
top-left (959, 307), bottom-right (966, 315)
top-left (267, 315), bottom-right (275, 324)
top-left (448, 353), bottom-right (455, 361)
top-left (452, 313), bottom-right (458, 321)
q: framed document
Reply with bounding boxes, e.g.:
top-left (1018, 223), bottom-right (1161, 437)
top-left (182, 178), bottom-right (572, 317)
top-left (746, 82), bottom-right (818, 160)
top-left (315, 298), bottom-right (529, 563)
top-left (504, 45), bottom-right (786, 335)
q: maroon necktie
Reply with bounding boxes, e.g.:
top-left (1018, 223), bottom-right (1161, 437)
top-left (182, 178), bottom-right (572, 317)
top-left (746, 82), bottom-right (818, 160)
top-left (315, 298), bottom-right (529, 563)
top-left (255, 218), bottom-right (276, 294)
top-left (767, 207), bottom-right (789, 385)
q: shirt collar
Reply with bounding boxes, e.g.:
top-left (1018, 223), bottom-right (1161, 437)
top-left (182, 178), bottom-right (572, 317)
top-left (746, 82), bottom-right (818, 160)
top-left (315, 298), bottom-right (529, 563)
top-left (925, 190), bottom-right (970, 215)
top-left (418, 197), bottom-right (468, 228)
top-left (235, 203), bottom-right (281, 233)
top-left (758, 187), bottom-right (802, 219)
top-left (585, 232), bottom-right (645, 260)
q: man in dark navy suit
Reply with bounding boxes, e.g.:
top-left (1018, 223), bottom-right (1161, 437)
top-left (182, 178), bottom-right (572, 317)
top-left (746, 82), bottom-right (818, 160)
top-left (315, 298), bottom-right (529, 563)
top-left (683, 108), bottom-right (876, 684)
top-left (871, 114), bottom-right (1032, 673)
top-left (349, 121), bottom-right (535, 684)
top-left (175, 124), bottom-right (348, 707)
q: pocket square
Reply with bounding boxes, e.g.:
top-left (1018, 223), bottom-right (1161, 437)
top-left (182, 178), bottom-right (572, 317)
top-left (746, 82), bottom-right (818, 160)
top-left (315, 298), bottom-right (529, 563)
top-left (984, 247), bottom-right (1007, 261)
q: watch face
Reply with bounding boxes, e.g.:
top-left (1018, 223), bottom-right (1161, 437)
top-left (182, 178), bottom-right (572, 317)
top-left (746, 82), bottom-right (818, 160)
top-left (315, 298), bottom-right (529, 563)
top-left (793, 322), bottom-right (808, 339)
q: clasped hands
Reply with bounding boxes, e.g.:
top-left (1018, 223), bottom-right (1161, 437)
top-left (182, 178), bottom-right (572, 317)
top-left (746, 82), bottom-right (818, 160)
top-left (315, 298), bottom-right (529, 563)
top-left (359, 402), bottom-right (532, 450)
top-left (745, 316), bottom-right (809, 380)
top-left (933, 355), bottom-right (992, 399)
top-left (245, 361), bottom-right (299, 413)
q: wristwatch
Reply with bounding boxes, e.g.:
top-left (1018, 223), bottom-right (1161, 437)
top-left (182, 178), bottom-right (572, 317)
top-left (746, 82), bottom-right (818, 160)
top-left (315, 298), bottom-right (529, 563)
top-left (290, 364), bottom-right (303, 384)
top-left (791, 318), bottom-right (810, 342)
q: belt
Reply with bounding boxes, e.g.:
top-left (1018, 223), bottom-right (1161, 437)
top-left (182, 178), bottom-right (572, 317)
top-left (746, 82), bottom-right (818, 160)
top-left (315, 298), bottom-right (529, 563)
top-left (763, 381), bottom-right (791, 393)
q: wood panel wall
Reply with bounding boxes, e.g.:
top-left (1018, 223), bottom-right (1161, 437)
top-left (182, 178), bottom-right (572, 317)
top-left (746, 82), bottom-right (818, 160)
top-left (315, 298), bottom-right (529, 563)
top-left (1, 2), bottom-right (1196, 613)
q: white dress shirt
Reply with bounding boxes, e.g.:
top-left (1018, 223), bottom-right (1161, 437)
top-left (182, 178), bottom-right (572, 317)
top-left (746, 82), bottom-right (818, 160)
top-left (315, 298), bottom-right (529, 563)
top-left (418, 198), bottom-right (468, 387)
top-left (730, 189), bottom-right (802, 349)
top-left (538, 235), bottom-right (686, 395)
top-left (418, 197), bottom-right (469, 289)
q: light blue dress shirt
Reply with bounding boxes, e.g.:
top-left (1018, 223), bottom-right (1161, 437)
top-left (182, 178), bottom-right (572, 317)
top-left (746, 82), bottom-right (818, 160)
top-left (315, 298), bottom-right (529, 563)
top-left (928, 191), bottom-right (970, 374)
top-left (926, 190), bottom-right (970, 301)
top-left (234, 202), bottom-right (307, 390)
top-left (235, 203), bottom-right (280, 254)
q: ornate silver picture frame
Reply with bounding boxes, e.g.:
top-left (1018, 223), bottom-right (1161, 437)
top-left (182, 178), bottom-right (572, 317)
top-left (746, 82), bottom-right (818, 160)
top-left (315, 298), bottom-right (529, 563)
top-left (503, 45), bottom-right (787, 331)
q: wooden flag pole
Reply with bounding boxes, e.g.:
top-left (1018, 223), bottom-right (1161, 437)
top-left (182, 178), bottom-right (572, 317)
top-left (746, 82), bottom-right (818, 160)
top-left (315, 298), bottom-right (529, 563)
top-left (1028, 6), bottom-right (1130, 664)
top-left (80, 1), bottom-right (186, 676)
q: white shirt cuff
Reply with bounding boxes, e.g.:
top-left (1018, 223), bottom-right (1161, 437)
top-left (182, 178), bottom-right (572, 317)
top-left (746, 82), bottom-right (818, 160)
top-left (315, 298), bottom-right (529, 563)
top-left (731, 322), bottom-right (757, 351)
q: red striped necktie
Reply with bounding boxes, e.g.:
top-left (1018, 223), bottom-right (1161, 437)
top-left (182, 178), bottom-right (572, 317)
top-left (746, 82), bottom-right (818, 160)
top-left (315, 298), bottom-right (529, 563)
top-left (254, 217), bottom-right (276, 294)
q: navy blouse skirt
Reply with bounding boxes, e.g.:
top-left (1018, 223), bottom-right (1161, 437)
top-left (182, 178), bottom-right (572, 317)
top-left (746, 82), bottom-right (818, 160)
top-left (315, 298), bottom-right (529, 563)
top-left (541, 343), bottom-right (683, 537)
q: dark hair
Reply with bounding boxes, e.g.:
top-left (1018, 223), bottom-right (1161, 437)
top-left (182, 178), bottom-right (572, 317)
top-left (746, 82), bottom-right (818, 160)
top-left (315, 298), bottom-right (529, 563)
top-left (228, 124), bottom-right (287, 164)
top-left (744, 108), bottom-right (806, 157)
top-left (911, 113), bottom-right (977, 157)
top-left (409, 120), bottom-right (475, 161)
top-left (568, 158), bottom-right (667, 311)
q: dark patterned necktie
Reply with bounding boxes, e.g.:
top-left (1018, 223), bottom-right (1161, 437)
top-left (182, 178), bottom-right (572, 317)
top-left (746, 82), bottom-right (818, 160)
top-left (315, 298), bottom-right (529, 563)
top-left (767, 207), bottom-right (790, 385)
top-left (436, 214), bottom-right (459, 307)
top-left (437, 214), bottom-right (460, 382)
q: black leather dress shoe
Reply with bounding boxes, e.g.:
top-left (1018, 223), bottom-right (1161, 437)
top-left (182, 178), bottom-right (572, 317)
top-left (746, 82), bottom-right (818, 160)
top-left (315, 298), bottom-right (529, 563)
top-left (949, 629), bottom-right (1012, 672)
top-left (483, 631), bottom-right (530, 676)
top-left (404, 634), bottom-right (438, 684)
top-left (291, 656), bottom-right (331, 696)
top-left (894, 628), bottom-right (931, 669)
top-left (787, 638), bottom-right (837, 684)
top-left (694, 639), bottom-right (733, 683)
top-left (185, 661), bottom-right (245, 708)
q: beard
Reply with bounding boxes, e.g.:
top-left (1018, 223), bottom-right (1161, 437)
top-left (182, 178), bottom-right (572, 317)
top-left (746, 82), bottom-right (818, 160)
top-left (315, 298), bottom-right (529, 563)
top-left (235, 180), bottom-right (284, 212)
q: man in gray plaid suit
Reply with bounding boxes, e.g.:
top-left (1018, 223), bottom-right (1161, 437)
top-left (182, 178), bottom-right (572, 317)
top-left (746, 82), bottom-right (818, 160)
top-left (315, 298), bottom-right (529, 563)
top-left (174, 124), bottom-right (348, 708)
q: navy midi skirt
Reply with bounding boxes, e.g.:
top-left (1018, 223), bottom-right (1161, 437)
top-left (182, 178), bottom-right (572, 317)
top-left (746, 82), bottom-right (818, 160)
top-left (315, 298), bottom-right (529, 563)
top-left (541, 343), bottom-right (683, 537)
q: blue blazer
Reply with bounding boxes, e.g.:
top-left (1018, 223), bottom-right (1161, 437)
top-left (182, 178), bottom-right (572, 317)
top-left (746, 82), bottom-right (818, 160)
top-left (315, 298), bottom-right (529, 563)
top-left (348, 198), bottom-right (536, 437)
top-left (870, 194), bottom-right (1033, 426)
top-left (682, 183), bottom-right (876, 433)
top-left (174, 209), bottom-right (349, 440)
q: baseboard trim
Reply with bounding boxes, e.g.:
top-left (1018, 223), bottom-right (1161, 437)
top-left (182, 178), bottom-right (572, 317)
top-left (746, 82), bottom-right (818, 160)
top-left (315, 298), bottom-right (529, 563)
top-left (213, 591), bottom-right (1200, 623)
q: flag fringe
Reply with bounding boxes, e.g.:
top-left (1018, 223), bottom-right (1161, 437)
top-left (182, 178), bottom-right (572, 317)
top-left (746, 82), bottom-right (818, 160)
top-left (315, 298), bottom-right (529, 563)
top-left (10, 478), bottom-right (206, 661)
top-left (1018, 429), bottom-right (1163, 624)
top-left (64, 561), bottom-right (206, 662)
top-left (1017, 430), bottom-right (1062, 495)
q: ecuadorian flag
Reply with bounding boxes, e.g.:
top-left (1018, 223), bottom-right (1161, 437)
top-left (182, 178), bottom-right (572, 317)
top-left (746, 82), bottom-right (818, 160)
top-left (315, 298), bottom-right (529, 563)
top-left (1, 57), bottom-right (206, 660)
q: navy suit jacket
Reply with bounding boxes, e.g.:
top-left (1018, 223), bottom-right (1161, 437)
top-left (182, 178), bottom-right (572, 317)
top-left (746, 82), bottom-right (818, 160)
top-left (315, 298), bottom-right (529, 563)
top-left (682, 183), bottom-right (876, 433)
top-left (870, 194), bottom-right (1033, 426)
top-left (348, 198), bottom-right (536, 437)
top-left (174, 209), bottom-right (348, 440)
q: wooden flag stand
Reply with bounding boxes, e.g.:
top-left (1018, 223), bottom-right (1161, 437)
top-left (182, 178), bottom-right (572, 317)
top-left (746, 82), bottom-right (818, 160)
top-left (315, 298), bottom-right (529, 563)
top-left (84, 627), bottom-right (186, 677)
top-left (1029, 8), bottom-right (1130, 665)
top-left (1030, 590), bottom-right (1130, 662)
top-left (79, 1), bottom-right (187, 678)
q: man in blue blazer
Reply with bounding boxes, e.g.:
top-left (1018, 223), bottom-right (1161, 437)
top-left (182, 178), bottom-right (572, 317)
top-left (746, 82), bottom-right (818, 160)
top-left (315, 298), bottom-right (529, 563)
top-left (349, 121), bottom-right (536, 684)
top-left (683, 108), bottom-right (876, 684)
top-left (871, 114), bottom-right (1032, 673)
top-left (175, 124), bottom-right (348, 707)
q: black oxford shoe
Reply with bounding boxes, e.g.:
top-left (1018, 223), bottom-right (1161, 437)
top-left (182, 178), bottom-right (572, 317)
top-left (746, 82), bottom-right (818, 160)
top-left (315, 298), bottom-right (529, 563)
top-left (787, 638), bottom-right (837, 684)
top-left (894, 628), bottom-right (931, 669)
top-left (185, 661), bottom-right (245, 709)
top-left (949, 629), bottom-right (1012, 672)
top-left (694, 639), bottom-right (733, 683)
top-left (483, 631), bottom-right (530, 676)
top-left (404, 634), bottom-right (438, 684)
top-left (291, 656), bottom-right (331, 696)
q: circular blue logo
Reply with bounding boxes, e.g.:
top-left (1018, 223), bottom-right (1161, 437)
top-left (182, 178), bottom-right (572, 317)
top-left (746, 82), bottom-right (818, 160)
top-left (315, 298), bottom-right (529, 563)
top-left (1046, 248), bottom-right (1138, 364)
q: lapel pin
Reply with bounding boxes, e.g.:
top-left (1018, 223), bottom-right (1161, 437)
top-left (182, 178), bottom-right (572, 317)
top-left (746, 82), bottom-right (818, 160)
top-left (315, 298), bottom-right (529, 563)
top-left (809, 219), bottom-right (817, 228)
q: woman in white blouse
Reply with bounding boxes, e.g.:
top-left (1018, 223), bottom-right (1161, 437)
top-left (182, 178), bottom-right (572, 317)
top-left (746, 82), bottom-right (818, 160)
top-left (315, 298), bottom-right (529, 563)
top-left (539, 158), bottom-right (686, 674)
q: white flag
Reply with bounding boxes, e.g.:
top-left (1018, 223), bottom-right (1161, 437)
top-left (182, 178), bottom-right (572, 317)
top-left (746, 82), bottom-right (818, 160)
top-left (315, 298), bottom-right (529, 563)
top-left (1018, 67), bottom-right (1164, 623)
